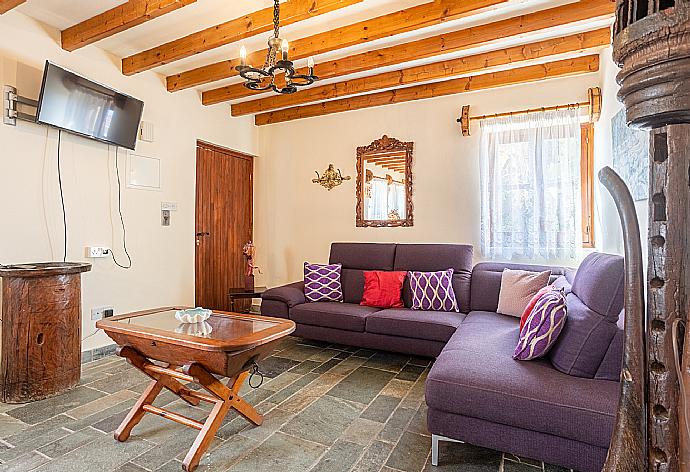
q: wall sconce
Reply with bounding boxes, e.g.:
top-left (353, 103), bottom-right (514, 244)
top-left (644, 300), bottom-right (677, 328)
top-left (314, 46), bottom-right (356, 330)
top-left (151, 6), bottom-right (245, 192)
top-left (313, 164), bottom-right (351, 191)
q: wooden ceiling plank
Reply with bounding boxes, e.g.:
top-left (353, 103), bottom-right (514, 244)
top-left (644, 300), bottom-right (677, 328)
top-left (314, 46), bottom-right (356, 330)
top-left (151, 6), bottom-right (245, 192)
top-left (61, 0), bottom-right (197, 52)
top-left (254, 55), bottom-right (600, 125)
top-left (231, 28), bottom-right (611, 116)
top-left (167, 0), bottom-right (511, 92)
top-left (0, 0), bottom-right (25, 14)
top-left (122, 0), bottom-right (363, 76)
top-left (203, 0), bottom-right (614, 103)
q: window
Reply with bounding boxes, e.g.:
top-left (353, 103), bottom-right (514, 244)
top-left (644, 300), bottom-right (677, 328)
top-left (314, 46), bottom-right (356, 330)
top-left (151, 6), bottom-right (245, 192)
top-left (479, 108), bottom-right (592, 261)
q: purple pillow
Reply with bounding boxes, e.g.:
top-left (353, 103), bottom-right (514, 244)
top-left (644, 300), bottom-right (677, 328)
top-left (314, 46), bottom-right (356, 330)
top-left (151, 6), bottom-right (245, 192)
top-left (513, 289), bottom-right (567, 361)
top-left (304, 262), bottom-right (343, 302)
top-left (408, 269), bottom-right (459, 312)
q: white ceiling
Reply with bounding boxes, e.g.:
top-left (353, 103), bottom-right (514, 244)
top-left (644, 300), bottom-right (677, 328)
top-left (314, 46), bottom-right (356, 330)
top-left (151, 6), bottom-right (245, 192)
top-left (14, 0), bottom-right (609, 105)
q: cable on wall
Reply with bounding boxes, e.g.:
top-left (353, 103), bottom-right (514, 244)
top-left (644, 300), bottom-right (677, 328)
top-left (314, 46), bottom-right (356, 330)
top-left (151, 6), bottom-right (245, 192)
top-left (111, 146), bottom-right (132, 269)
top-left (57, 129), bottom-right (68, 262)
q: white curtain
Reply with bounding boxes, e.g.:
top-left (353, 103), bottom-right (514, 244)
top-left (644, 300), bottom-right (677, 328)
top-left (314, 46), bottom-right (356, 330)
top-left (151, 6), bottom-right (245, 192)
top-left (367, 179), bottom-right (388, 220)
top-left (388, 182), bottom-right (406, 219)
top-left (479, 108), bottom-right (581, 261)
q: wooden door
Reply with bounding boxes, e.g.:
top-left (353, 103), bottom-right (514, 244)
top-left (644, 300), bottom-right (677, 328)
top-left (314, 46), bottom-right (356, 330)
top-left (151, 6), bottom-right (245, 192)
top-left (195, 141), bottom-right (253, 311)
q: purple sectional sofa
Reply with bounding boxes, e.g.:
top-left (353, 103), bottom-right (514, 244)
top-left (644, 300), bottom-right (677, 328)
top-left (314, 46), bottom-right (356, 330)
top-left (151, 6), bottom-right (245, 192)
top-left (261, 243), bottom-right (624, 472)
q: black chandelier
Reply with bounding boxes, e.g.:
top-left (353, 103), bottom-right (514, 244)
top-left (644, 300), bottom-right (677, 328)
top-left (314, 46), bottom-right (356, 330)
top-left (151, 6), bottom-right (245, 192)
top-left (235, 0), bottom-right (318, 95)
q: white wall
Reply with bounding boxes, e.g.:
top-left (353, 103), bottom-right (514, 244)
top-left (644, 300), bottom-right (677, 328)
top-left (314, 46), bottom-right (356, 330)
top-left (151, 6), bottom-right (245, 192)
top-left (254, 69), bottom-right (608, 288)
top-left (0, 12), bottom-right (258, 351)
top-left (592, 47), bottom-right (649, 265)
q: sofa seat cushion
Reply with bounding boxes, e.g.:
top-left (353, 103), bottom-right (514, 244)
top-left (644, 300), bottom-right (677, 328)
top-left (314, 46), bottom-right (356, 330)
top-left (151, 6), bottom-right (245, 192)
top-left (290, 302), bottom-right (380, 332)
top-left (366, 308), bottom-right (465, 342)
top-left (426, 311), bottom-right (619, 448)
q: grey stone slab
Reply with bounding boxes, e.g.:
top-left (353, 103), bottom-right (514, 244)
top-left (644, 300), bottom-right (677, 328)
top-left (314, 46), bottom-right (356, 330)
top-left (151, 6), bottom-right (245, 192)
top-left (37, 427), bottom-right (105, 458)
top-left (262, 372), bottom-right (303, 392)
top-left (312, 358), bottom-right (343, 374)
top-left (504, 453), bottom-right (543, 468)
top-left (311, 439), bottom-right (364, 472)
top-left (280, 395), bottom-right (362, 446)
top-left (504, 461), bottom-right (543, 472)
top-left (288, 360), bottom-right (322, 374)
top-left (327, 367), bottom-right (395, 405)
top-left (406, 404), bottom-right (429, 436)
top-left (386, 431), bottom-right (431, 472)
top-left (352, 349), bottom-right (377, 359)
top-left (378, 407), bottom-right (417, 443)
top-left (544, 464), bottom-right (572, 472)
top-left (296, 338), bottom-right (332, 348)
top-left (188, 434), bottom-right (258, 472)
top-left (265, 372), bottom-right (319, 405)
top-left (131, 427), bottom-right (201, 470)
top-left (31, 436), bottom-right (154, 472)
top-left (341, 417), bottom-right (385, 447)
top-left (65, 389), bottom-right (138, 420)
top-left (0, 427), bottom-right (71, 463)
top-left (258, 356), bottom-right (301, 378)
top-left (6, 387), bottom-right (105, 425)
top-left (239, 407), bottom-right (294, 442)
top-left (0, 415), bottom-right (29, 439)
top-left (363, 352), bottom-right (410, 373)
top-left (308, 348), bottom-right (341, 363)
top-left (90, 408), bottom-right (131, 434)
top-left (328, 356), bottom-right (367, 377)
top-left (360, 395), bottom-right (401, 423)
top-left (86, 369), bottom-right (149, 394)
top-left (395, 364), bottom-right (426, 382)
top-left (3, 414), bottom-right (73, 446)
top-left (227, 432), bottom-right (325, 472)
top-left (113, 463), bottom-right (149, 472)
top-left (422, 442), bottom-right (501, 471)
top-left (352, 440), bottom-right (394, 472)
top-left (67, 398), bottom-right (137, 432)
top-left (277, 344), bottom-right (325, 362)
top-left (334, 351), bottom-right (352, 360)
top-left (0, 451), bottom-right (51, 472)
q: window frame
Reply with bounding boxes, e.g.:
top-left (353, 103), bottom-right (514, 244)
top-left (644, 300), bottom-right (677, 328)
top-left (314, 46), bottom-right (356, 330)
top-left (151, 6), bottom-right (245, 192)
top-left (580, 122), bottom-right (595, 248)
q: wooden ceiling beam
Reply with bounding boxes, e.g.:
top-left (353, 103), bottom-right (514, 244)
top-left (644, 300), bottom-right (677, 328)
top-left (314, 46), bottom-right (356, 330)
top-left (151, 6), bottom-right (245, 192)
top-left (61, 0), bottom-right (197, 51)
top-left (0, 0), bottom-right (25, 14)
top-left (204, 0), bottom-right (614, 104)
top-left (167, 0), bottom-right (510, 92)
top-left (254, 55), bottom-right (600, 125)
top-left (122, 0), bottom-right (363, 75)
top-left (231, 28), bottom-right (611, 116)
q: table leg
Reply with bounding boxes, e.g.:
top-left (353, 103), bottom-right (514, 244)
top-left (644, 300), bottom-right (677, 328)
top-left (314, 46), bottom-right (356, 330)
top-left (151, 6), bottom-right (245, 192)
top-left (115, 378), bottom-right (163, 442)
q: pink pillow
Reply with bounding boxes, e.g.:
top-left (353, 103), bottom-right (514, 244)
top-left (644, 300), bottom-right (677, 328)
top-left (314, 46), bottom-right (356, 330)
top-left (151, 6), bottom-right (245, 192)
top-left (519, 285), bottom-right (553, 331)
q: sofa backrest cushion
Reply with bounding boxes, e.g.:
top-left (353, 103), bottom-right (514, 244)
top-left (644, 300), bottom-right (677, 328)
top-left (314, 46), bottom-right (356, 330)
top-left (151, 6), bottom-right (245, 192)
top-left (329, 243), bottom-right (397, 304)
top-left (548, 252), bottom-right (625, 379)
top-left (393, 244), bottom-right (473, 313)
top-left (595, 310), bottom-right (624, 380)
top-left (470, 262), bottom-right (568, 313)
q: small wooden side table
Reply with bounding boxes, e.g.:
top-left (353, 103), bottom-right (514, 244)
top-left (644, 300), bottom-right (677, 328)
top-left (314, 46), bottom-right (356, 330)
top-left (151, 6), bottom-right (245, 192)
top-left (0, 262), bottom-right (91, 403)
top-left (228, 286), bottom-right (267, 313)
top-left (97, 307), bottom-right (295, 472)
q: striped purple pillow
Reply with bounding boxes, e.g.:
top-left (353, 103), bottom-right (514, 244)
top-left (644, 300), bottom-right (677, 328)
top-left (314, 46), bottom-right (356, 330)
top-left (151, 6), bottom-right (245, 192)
top-left (514, 289), bottom-right (568, 361)
top-left (408, 269), bottom-right (459, 312)
top-left (304, 262), bottom-right (343, 302)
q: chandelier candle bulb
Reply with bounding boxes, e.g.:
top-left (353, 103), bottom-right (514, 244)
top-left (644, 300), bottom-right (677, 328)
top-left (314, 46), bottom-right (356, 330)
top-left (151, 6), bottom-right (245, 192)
top-left (281, 39), bottom-right (289, 61)
top-left (308, 57), bottom-right (315, 73)
top-left (240, 45), bottom-right (247, 67)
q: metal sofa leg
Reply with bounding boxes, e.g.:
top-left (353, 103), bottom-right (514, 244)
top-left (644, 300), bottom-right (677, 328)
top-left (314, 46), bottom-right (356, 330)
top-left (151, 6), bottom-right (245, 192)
top-left (431, 434), bottom-right (464, 466)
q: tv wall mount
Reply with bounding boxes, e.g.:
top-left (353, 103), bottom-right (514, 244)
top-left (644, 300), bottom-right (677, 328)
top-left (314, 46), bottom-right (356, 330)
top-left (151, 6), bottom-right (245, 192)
top-left (3, 85), bottom-right (38, 126)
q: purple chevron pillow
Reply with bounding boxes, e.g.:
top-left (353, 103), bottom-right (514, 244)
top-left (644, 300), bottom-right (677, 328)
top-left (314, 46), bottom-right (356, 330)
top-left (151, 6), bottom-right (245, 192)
top-left (304, 262), bottom-right (343, 302)
top-left (409, 269), bottom-right (459, 312)
top-left (514, 289), bottom-right (568, 361)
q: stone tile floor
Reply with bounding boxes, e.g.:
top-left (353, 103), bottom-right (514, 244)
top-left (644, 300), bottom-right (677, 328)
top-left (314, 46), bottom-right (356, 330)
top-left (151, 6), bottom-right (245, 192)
top-left (0, 336), bottom-right (573, 472)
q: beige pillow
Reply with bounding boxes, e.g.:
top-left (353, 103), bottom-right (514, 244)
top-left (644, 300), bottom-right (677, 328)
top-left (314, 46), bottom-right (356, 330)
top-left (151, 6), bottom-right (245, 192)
top-left (497, 269), bottom-right (551, 317)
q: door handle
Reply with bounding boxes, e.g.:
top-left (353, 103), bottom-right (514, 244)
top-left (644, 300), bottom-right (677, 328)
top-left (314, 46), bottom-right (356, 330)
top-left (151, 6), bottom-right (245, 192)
top-left (196, 232), bottom-right (210, 237)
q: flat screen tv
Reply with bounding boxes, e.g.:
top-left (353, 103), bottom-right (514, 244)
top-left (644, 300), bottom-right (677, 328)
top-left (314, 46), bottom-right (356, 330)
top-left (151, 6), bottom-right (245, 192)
top-left (36, 61), bottom-right (144, 150)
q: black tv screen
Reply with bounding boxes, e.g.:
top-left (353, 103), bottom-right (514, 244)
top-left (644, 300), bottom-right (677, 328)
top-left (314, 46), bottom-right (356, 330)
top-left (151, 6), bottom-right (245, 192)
top-left (36, 61), bottom-right (144, 150)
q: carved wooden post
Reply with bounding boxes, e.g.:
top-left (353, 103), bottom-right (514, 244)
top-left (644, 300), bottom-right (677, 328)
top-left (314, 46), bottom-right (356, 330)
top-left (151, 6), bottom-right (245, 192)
top-left (612, 1), bottom-right (690, 471)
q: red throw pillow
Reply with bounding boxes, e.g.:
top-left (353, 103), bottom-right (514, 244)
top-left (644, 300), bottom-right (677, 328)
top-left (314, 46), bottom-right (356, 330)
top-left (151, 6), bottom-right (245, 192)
top-left (360, 271), bottom-right (407, 308)
top-left (519, 285), bottom-right (553, 332)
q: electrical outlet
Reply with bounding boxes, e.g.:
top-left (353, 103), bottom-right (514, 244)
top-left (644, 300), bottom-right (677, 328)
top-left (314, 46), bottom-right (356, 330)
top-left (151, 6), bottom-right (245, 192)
top-left (91, 305), bottom-right (114, 321)
top-left (86, 247), bottom-right (110, 258)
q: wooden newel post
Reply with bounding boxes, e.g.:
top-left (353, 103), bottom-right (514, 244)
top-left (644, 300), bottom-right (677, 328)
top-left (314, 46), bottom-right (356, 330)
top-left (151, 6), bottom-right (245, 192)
top-left (612, 0), bottom-right (690, 471)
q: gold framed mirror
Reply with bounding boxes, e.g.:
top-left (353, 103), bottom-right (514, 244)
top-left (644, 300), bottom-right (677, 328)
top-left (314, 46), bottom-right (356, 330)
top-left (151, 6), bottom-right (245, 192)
top-left (356, 135), bottom-right (413, 227)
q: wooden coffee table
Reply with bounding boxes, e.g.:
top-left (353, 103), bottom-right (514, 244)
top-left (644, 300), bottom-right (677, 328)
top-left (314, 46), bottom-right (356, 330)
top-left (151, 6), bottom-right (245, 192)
top-left (97, 307), bottom-right (295, 472)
